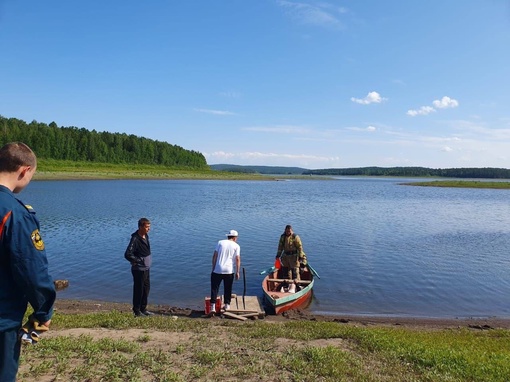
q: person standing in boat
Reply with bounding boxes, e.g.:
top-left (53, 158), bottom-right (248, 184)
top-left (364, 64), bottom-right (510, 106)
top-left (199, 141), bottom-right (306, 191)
top-left (210, 229), bottom-right (241, 314)
top-left (275, 225), bottom-right (306, 291)
top-left (124, 218), bottom-right (154, 317)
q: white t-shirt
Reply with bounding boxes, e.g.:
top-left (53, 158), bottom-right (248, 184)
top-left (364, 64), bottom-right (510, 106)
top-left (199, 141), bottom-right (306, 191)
top-left (213, 239), bottom-right (240, 274)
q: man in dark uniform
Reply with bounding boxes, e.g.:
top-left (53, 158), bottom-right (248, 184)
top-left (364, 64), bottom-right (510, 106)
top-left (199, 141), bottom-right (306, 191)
top-left (275, 224), bottom-right (306, 291)
top-left (124, 218), bottom-right (153, 317)
top-left (0, 142), bottom-right (56, 382)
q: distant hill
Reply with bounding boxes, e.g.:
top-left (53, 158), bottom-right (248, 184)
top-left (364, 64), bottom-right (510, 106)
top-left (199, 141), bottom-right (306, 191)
top-left (303, 166), bottom-right (510, 179)
top-left (210, 164), bottom-right (308, 175)
top-left (211, 165), bottom-right (510, 179)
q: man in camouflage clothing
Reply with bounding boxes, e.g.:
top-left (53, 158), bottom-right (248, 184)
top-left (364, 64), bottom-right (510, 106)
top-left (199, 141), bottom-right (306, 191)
top-left (275, 225), bottom-right (306, 288)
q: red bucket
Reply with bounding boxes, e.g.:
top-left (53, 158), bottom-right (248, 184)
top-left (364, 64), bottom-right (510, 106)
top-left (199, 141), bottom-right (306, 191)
top-left (204, 297), bottom-right (222, 314)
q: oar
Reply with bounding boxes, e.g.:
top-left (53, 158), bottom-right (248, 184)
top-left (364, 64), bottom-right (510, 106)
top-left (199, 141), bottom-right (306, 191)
top-left (260, 265), bottom-right (276, 275)
top-left (260, 258), bottom-right (281, 275)
top-left (307, 263), bottom-right (321, 279)
top-left (242, 267), bottom-right (246, 309)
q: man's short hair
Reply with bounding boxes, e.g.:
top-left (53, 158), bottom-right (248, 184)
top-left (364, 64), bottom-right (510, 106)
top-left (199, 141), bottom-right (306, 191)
top-left (0, 142), bottom-right (37, 172)
top-left (138, 218), bottom-right (150, 228)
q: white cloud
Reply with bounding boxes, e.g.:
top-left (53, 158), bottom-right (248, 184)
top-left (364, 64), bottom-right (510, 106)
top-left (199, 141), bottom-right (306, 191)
top-left (406, 106), bottom-right (436, 116)
top-left (277, 0), bottom-right (345, 28)
top-left (204, 150), bottom-right (341, 167)
top-left (345, 125), bottom-right (377, 132)
top-left (193, 108), bottom-right (236, 116)
top-left (206, 151), bottom-right (235, 160)
top-left (433, 96), bottom-right (459, 109)
top-left (351, 91), bottom-right (387, 105)
top-left (241, 152), bottom-right (337, 161)
top-left (442, 146), bottom-right (453, 152)
top-left (407, 95), bottom-right (459, 117)
top-left (451, 121), bottom-right (510, 141)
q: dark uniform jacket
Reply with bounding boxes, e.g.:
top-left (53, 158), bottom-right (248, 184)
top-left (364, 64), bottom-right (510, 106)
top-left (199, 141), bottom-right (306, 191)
top-left (0, 185), bottom-right (56, 331)
top-left (124, 231), bottom-right (151, 271)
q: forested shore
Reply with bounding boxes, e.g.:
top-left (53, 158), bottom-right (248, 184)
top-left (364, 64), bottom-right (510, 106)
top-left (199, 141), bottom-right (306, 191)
top-left (304, 166), bottom-right (510, 179)
top-left (0, 115), bottom-right (207, 168)
top-left (2, 115), bottom-right (509, 180)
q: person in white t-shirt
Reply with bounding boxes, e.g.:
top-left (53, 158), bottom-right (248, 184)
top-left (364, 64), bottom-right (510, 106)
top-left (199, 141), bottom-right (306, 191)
top-left (209, 229), bottom-right (241, 314)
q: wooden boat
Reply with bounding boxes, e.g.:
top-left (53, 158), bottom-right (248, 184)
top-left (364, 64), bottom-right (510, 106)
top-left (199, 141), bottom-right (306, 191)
top-left (262, 265), bottom-right (314, 314)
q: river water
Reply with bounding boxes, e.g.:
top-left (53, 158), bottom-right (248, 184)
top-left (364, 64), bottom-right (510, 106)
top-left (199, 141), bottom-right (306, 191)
top-left (24, 178), bottom-right (510, 318)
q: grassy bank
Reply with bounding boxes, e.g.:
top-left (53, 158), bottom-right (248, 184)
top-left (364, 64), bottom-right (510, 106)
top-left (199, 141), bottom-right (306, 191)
top-left (403, 180), bottom-right (510, 189)
top-left (34, 159), bottom-right (273, 181)
top-left (34, 159), bottom-right (324, 181)
top-left (18, 310), bottom-right (510, 382)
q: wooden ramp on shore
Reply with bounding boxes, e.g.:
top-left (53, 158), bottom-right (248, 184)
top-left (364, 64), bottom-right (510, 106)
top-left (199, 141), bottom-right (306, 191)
top-left (205, 295), bottom-right (265, 321)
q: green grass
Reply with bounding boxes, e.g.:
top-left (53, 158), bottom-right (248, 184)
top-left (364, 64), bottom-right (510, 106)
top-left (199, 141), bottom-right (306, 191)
top-left (34, 160), bottom-right (510, 185)
top-left (403, 180), bottom-right (510, 189)
top-left (34, 159), bottom-right (274, 180)
top-left (17, 310), bottom-right (510, 382)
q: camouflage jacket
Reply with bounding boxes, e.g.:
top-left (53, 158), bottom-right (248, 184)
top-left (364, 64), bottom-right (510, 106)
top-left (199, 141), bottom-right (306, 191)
top-left (277, 233), bottom-right (304, 259)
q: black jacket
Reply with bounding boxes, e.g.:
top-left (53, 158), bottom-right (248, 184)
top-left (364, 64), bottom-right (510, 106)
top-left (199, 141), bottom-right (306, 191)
top-left (124, 231), bottom-right (152, 271)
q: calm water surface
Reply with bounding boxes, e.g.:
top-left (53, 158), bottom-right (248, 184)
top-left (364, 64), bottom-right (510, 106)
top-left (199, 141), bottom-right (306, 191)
top-left (24, 178), bottom-right (510, 318)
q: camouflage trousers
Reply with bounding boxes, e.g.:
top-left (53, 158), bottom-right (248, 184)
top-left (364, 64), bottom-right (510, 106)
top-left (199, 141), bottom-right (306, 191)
top-left (281, 253), bottom-right (300, 281)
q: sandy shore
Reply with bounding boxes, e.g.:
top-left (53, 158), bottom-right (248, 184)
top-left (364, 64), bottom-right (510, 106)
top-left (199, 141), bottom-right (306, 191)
top-left (54, 299), bottom-right (510, 330)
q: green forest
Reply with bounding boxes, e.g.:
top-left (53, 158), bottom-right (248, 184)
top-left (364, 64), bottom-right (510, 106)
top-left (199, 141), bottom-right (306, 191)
top-left (0, 116), bottom-right (208, 169)
top-left (303, 166), bottom-right (510, 179)
top-left (2, 115), bottom-right (509, 179)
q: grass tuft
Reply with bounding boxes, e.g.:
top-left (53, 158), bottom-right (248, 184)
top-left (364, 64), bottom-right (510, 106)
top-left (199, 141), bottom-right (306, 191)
top-left (17, 311), bottom-right (510, 382)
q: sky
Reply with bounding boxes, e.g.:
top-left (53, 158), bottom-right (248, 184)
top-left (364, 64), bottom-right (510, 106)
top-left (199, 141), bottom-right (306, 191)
top-left (1, 1), bottom-right (510, 169)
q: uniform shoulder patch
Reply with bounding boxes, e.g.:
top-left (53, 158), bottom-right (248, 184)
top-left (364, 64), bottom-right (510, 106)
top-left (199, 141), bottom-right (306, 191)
top-left (31, 229), bottom-right (45, 251)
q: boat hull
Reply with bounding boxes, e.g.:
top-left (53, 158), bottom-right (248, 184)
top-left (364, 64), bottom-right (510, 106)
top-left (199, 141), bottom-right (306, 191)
top-left (262, 268), bottom-right (314, 314)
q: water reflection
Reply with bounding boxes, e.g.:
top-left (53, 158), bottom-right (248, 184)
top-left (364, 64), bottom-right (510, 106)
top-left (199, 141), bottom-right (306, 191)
top-left (24, 178), bottom-right (510, 318)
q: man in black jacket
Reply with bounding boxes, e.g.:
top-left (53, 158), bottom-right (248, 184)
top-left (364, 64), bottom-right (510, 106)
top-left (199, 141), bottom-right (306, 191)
top-left (124, 218), bottom-right (153, 317)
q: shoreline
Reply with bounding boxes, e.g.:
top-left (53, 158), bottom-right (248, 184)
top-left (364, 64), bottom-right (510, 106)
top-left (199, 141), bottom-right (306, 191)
top-left (54, 298), bottom-right (510, 330)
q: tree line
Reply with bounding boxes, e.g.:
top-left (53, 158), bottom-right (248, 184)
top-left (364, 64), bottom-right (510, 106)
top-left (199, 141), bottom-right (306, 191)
top-left (303, 166), bottom-right (510, 179)
top-left (0, 116), bottom-right (208, 168)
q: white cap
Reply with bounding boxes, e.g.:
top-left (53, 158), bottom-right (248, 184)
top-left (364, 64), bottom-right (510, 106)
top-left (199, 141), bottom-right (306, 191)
top-left (225, 229), bottom-right (238, 237)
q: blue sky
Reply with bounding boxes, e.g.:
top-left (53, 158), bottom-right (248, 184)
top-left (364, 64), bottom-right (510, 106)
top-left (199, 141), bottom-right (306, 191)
top-left (1, 1), bottom-right (509, 169)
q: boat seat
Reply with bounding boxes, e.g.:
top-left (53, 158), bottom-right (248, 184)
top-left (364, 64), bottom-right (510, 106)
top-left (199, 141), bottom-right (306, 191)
top-left (267, 278), bottom-right (312, 285)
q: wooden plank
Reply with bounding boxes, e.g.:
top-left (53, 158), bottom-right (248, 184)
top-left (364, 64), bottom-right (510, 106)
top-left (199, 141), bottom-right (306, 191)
top-left (206, 295), bottom-right (265, 318)
top-left (221, 295), bottom-right (265, 320)
top-left (223, 311), bottom-right (248, 321)
top-left (227, 310), bottom-right (259, 315)
top-left (236, 296), bottom-right (263, 313)
top-left (239, 312), bottom-right (260, 318)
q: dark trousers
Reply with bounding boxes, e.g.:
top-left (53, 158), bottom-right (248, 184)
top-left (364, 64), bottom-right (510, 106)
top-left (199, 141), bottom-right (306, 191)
top-left (210, 272), bottom-right (234, 305)
top-left (131, 269), bottom-right (150, 313)
top-left (0, 328), bottom-right (21, 382)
